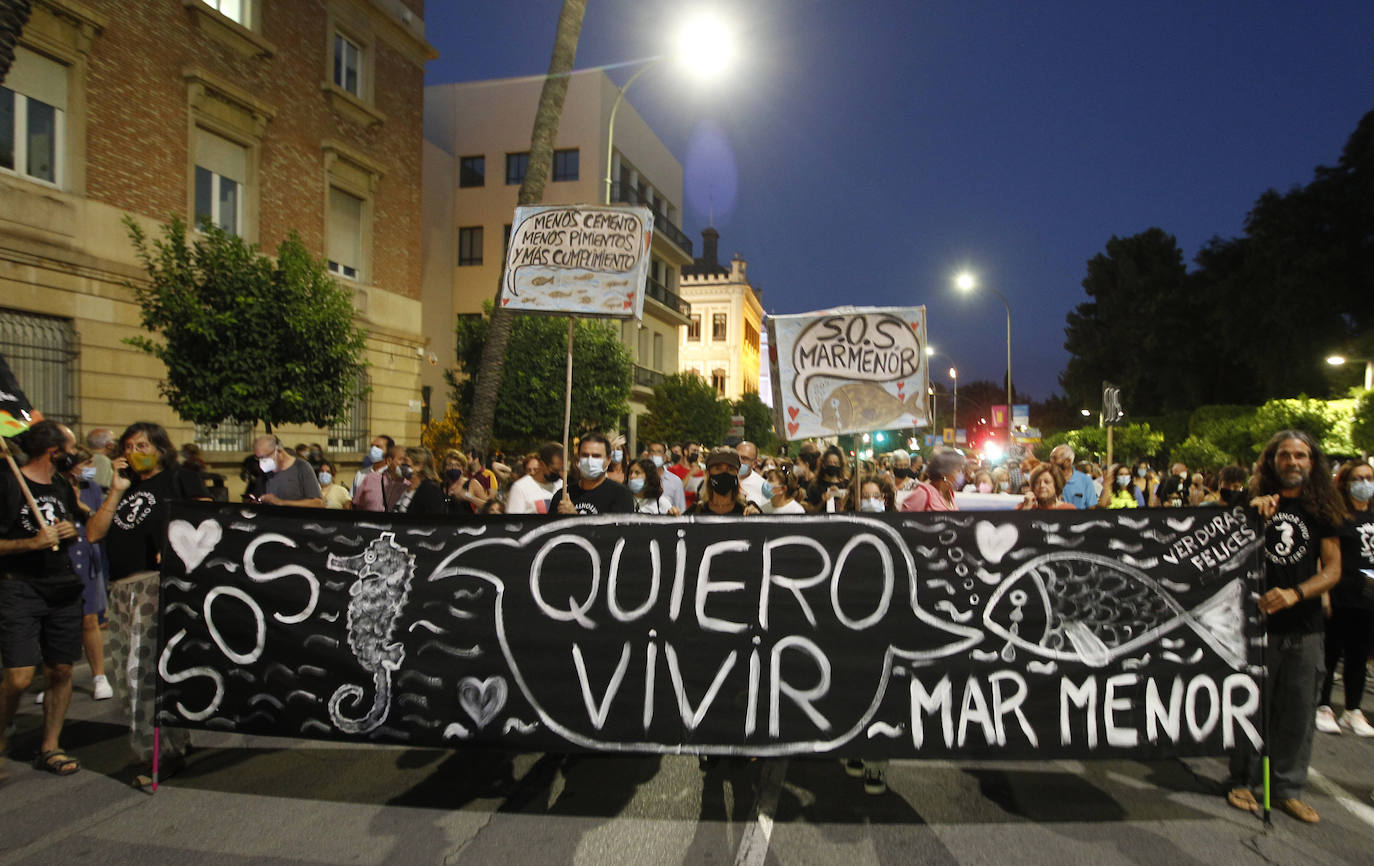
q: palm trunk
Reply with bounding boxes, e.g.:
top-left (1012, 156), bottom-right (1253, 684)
top-left (0, 1), bottom-right (33, 84)
top-left (464, 0), bottom-right (586, 456)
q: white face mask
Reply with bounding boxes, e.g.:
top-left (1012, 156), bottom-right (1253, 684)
top-left (1351, 479), bottom-right (1374, 503)
top-left (612, 449), bottom-right (624, 464)
top-left (258, 456), bottom-right (278, 474)
top-left (368, 445), bottom-right (385, 463)
top-left (860, 497), bottom-right (885, 513)
top-left (579, 456), bottom-right (605, 479)
top-left (318, 471), bottom-right (333, 486)
top-left (651, 454), bottom-right (664, 468)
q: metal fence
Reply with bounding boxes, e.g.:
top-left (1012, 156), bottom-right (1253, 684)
top-left (0, 308), bottom-right (79, 425)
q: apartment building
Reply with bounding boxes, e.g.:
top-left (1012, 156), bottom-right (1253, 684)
top-left (679, 227), bottom-right (763, 400)
top-left (0, 0), bottom-right (435, 464)
top-left (423, 68), bottom-right (694, 450)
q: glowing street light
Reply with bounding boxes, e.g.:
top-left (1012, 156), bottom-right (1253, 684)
top-left (1327, 354), bottom-right (1374, 391)
top-left (955, 271), bottom-right (1013, 449)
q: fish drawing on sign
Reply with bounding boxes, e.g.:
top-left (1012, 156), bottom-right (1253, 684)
top-left (326, 532), bottom-right (415, 734)
top-left (818, 383), bottom-right (924, 432)
top-left (982, 552), bottom-right (1246, 670)
top-left (530, 276), bottom-right (555, 286)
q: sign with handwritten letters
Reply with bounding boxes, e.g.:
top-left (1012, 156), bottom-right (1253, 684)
top-left (156, 503), bottom-right (1264, 759)
top-left (498, 204), bottom-right (653, 319)
top-left (766, 307), bottom-right (929, 440)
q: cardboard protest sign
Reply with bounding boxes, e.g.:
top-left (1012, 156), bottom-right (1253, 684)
top-left (498, 204), bottom-right (653, 318)
top-left (766, 307), bottom-right (929, 439)
top-left (156, 503), bottom-right (1264, 760)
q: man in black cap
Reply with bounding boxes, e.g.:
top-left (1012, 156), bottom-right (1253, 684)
top-left (686, 447), bottom-right (762, 516)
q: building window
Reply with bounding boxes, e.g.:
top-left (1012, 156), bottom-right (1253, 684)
top-left (0, 47), bottom-right (66, 187)
top-left (505, 152), bottom-right (528, 185)
top-left (553, 148), bottom-right (578, 182)
top-left (711, 369), bottom-right (727, 395)
top-left (712, 312), bottom-right (727, 342)
top-left (687, 314), bottom-right (701, 341)
top-left (328, 371), bottom-right (370, 452)
top-left (193, 128), bottom-right (246, 235)
top-left (744, 321), bottom-right (760, 352)
top-left (458, 226), bottom-right (483, 266)
top-left (327, 186), bottom-right (363, 280)
top-left (0, 308), bottom-right (77, 425)
top-left (459, 155), bottom-right (484, 187)
top-left (201, 0), bottom-right (248, 25)
top-left (333, 32), bottom-right (362, 97)
top-left (194, 420), bottom-right (254, 452)
top-left (652, 332), bottom-right (663, 370)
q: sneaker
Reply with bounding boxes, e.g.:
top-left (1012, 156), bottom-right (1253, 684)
top-left (92, 675), bottom-right (113, 701)
top-left (1315, 705), bottom-right (1340, 734)
top-left (843, 758), bottom-right (864, 778)
top-left (1340, 708), bottom-right (1374, 738)
top-left (863, 766), bottom-right (886, 795)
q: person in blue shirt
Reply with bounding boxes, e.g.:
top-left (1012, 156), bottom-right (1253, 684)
top-left (1050, 444), bottom-right (1097, 510)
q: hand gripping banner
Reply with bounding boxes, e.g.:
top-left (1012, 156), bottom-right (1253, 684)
top-left (156, 503), bottom-right (1264, 759)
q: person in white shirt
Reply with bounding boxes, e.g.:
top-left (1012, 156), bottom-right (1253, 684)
top-left (761, 466), bottom-right (805, 514)
top-left (505, 443), bottom-right (564, 515)
top-left (645, 441), bottom-right (686, 512)
top-left (628, 458), bottom-right (679, 514)
top-left (736, 440), bottom-right (766, 506)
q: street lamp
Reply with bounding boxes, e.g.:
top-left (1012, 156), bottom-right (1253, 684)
top-left (949, 366), bottom-right (959, 441)
top-left (926, 346), bottom-right (958, 438)
top-left (955, 271), bottom-right (1013, 449)
top-left (1327, 355), bottom-right (1374, 391)
top-left (1080, 408), bottom-right (1091, 417)
top-left (604, 13), bottom-right (733, 205)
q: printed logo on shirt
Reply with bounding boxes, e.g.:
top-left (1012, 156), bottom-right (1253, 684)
top-left (573, 501), bottom-right (601, 515)
top-left (1358, 522), bottom-right (1374, 566)
top-left (1265, 511), bottom-right (1311, 566)
top-left (113, 489), bottom-right (159, 531)
top-left (18, 494), bottom-right (65, 533)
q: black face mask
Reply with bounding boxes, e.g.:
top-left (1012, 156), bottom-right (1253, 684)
top-left (822, 466), bottom-right (842, 477)
top-left (53, 451), bottom-right (77, 474)
top-left (1219, 488), bottom-right (1246, 506)
top-left (708, 473), bottom-right (739, 496)
top-left (893, 468), bottom-right (912, 479)
top-left (444, 468), bottom-right (464, 483)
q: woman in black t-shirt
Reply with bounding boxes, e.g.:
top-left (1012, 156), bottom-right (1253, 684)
top-left (392, 446), bottom-right (447, 517)
top-left (1317, 461), bottom-right (1374, 736)
top-left (86, 422), bottom-right (209, 582)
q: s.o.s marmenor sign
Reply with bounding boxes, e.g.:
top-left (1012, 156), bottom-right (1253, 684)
top-left (156, 503), bottom-right (1264, 759)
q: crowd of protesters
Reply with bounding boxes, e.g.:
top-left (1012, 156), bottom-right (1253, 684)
top-left (2, 419), bottom-right (1371, 823)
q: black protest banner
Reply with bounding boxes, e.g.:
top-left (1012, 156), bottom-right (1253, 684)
top-left (156, 503), bottom-right (1265, 759)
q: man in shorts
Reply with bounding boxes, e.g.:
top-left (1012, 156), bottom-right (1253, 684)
top-left (0, 420), bottom-right (84, 778)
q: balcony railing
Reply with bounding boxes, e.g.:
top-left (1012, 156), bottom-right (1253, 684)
top-left (633, 364), bottom-right (665, 389)
top-left (646, 276), bottom-right (691, 317)
top-left (611, 182), bottom-right (693, 256)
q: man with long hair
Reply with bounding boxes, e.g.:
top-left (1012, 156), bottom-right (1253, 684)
top-left (1226, 429), bottom-right (1344, 824)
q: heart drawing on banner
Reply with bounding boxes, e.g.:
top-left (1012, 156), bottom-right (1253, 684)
top-left (787, 406), bottom-right (800, 420)
top-left (787, 422), bottom-right (800, 436)
top-left (974, 520), bottom-right (1017, 565)
top-left (458, 675), bottom-right (508, 730)
top-left (168, 519), bottom-right (223, 571)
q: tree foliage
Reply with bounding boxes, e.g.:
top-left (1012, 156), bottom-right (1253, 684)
top-left (1171, 435), bottom-right (1233, 471)
top-left (639, 372), bottom-right (731, 447)
top-left (1042, 423), bottom-right (1164, 464)
top-left (422, 403), bottom-right (465, 457)
top-left (731, 391), bottom-right (777, 453)
top-left (124, 216), bottom-right (368, 434)
top-left (448, 306), bottom-right (630, 454)
top-left (1352, 391), bottom-right (1374, 454)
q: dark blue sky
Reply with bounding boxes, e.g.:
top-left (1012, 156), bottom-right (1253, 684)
top-left (425, 1), bottom-right (1374, 402)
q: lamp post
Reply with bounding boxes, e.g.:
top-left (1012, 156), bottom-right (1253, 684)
top-left (955, 272), bottom-right (1013, 449)
top-left (1327, 355), bottom-right (1374, 392)
top-left (926, 346), bottom-right (958, 440)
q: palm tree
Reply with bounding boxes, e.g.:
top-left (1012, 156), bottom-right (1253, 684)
top-left (463, 0), bottom-right (586, 455)
top-left (0, 0), bottom-right (33, 84)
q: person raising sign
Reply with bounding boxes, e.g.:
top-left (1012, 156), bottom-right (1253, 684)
top-left (551, 433), bottom-right (634, 516)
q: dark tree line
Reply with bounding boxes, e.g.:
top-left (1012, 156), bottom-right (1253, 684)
top-left (1061, 109), bottom-right (1374, 415)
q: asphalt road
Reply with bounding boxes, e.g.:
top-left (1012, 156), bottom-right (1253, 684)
top-left (3, 664), bottom-right (1374, 865)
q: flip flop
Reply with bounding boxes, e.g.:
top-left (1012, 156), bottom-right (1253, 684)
top-left (1227, 787), bottom-right (1260, 814)
top-left (34, 749), bottom-right (80, 776)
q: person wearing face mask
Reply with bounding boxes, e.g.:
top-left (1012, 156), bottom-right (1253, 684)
top-left (686, 447), bottom-right (762, 515)
top-left (506, 443), bottom-right (564, 515)
top-left (991, 466), bottom-right (1013, 495)
top-left (646, 440), bottom-right (686, 513)
top-left (606, 436), bottom-right (628, 485)
top-left (316, 460), bottom-right (351, 509)
top-left (552, 432), bottom-right (634, 515)
top-left (684, 445), bottom-right (705, 509)
top-left (735, 440), bottom-right (766, 506)
top-left (59, 447), bottom-right (112, 701)
top-left (762, 466), bottom-right (805, 514)
top-left (628, 458), bottom-right (678, 515)
top-left (667, 444), bottom-right (690, 483)
top-left (806, 446), bottom-right (851, 512)
top-left (900, 450), bottom-right (963, 512)
top-left (844, 475), bottom-right (896, 514)
top-left (1097, 463), bottom-right (1140, 509)
top-left (391, 447), bottom-right (447, 517)
top-left (1314, 460), bottom-right (1374, 739)
top-left (1202, 466), bottom-right (1249, 508)
top-left (353, 443), bottom-right (406, 512)
top-left (87, 422), bottom-right (211, 583)
top-left (963, 470), bottom-right (995, 495)
top-left (351, 435), bottom-right (395, 497)
top-left (250, 435), bottom-right (323, 508)
top-left (1155, 462), bottom-right (1190, 507)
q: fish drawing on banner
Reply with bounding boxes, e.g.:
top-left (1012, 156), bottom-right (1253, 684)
top-left (819, 383), bottom-right (927, 433)
top-left (982, 552), bottom-right (1247, 670)
top-left (326, 532), bottom-right (416, 733)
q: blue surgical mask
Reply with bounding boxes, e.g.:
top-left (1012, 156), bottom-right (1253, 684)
top-left (80, 466), bottom-right (98, 482)
top-left (368, 445), bottom-right (385, 463)
top-left (1351, 479), bottom-right (1374, 503)
top-left (762, 480), bottom-right (775, 498)
top-left (612, 449), bottom-right (624, 464)
top-left (579, 456), bottom-right (605, 479)
top-left (628, 477), bottom-right (645, 494)
top-left (318, 471), bottom-right (333, 486)
top-left (739, 464), bottom-right (751, 478)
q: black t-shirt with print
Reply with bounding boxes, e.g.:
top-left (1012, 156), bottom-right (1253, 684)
top-left (1262, 498), bottom-right (1337, 635)
top-left (1334, 510), bottom-right (1374, 610)
top-left (0, 471), bottom-right (80, 584)
top-left (549, 479), bottom-right (634, 515)
top-left (106, 467), bottom-right (209, 581)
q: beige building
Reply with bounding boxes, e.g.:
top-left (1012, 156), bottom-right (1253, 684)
top-left (0, 0), bottom-right (436, 477)
top-left (678, 227), bottom-right (763, 400)
top-left (423, 69), bottom-right (694, 449)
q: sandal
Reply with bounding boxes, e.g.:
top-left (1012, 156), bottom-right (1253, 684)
top-left (1227, 787), bottom-right (1260, 814)
top-left (34, 749), bottom-right (80, 776)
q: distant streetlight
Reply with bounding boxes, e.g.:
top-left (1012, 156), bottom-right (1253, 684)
top-left (926, 345), bottom-right (959, 433)
top-left (1080, 408), bottom-right (1091, 417)
top-left (1327, 354), bottom-right (1374, 391)
top-left (955, 271), bottom-right (1013, 449)
top-left (605, 13), bottom-right (734, 205)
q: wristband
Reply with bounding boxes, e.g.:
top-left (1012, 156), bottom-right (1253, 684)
top-left (1293, 585), bottom-right (1305, 602)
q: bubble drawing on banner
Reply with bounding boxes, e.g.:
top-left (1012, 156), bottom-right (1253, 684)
top-left (499, 204), bottom-right (654, 319)
top-left (767, 306), bottom-right (929, 439)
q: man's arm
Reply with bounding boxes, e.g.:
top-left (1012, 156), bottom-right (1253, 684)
top-left (0, 525), bottom-right (59, 554)
top-left (1259, 536), bottom-right (1341, 615)
top-left (86, 460), bottom-right (132, 542)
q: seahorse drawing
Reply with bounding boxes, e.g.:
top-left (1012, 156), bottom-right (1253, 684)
top-left (325, 532), bottom-right (415, 734)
